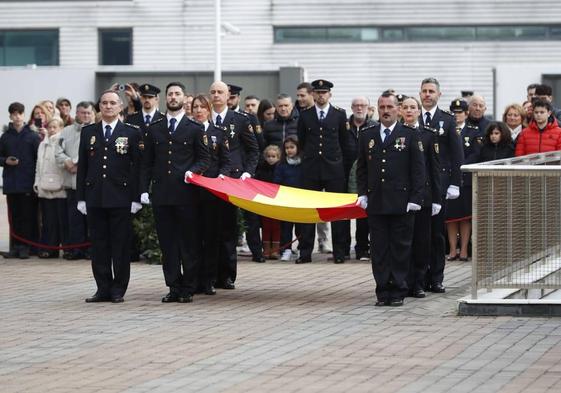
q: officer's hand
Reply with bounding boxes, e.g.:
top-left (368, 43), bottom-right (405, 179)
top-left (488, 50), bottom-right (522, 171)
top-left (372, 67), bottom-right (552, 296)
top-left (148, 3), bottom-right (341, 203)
top-left (240, 172), bottom-right (251, 181)
top-left (431, 203), bottom-right (442, 216)
top-left (218, 174), bottom-right (226, 180)
top-left (355, 195), bottom-right (368, 210)
top-left (131, 202), bottom-right (142, 214)
top-left (406, 202), bottom-right (422, 212)
top-left (446, 185), bottom-right (460, 200)
top-left (140, 192), bottom-right (150, 205)
top-left (184, 170), bottom-right (194, 184)
top-left (77, 201), bottom-right (87, 215)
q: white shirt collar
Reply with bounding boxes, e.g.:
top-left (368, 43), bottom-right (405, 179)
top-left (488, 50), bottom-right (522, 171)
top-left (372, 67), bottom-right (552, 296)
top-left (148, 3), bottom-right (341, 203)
top-left (166, 111), bottom-right (185, 127)
top-left (101, 119), bottom-right (119, 134)
top-left (212, 107), bottom-right (228, 124)
top-left (203, 121), bottom-right (209, 131)
top-left (315, 104), bottom-right (330, 119)
top-left (142, 109), bottom-right (157, 119)
top-left (380, 121), bottom-right (398, 139)
top-left (422, 105), bottom-right (438, 122)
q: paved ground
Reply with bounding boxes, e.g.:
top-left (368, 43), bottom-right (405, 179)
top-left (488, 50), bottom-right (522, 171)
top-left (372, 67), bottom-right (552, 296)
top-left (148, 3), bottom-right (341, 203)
top-left (1, 198), bottom-right (561, 393)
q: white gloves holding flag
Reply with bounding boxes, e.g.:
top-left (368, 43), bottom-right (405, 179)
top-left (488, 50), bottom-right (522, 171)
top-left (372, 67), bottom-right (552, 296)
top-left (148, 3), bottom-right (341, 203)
top-left (431, 203), bottom-right (442, 216)
top-left (356, 195), bottom-right (368, 210)
top-left (406, 202), bottom-right (421, 212)
top-left (446, 185), bottom-right (460, 200)
top-left (140, 192), bottom-right (150, 205)
top-left (240, 172), bottom-right (251, 181)
top-left (77, 201), bottom-right (87, 215)
top-left (131, 202), bottom-right (142, 214)
top-left (185, 170), bottom-right (194, 184)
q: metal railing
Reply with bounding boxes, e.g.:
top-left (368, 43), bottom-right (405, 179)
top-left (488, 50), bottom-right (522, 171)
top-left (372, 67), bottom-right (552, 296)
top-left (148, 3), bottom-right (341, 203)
top-left (462, 151), bottom-right (561, 299)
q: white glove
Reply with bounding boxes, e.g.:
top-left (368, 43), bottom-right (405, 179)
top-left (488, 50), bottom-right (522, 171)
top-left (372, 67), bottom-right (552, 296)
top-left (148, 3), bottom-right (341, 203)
top-left (184, 170), bottom-right (194, 184)
top-left (131, 202), bottom-right (142, 214)
top-left (355, 195), bottom-right (368, 210)
top-left (77, 201), bottom-right (87, 215)
top-left (431, 203), bottom-right (442, 216)
top-left (406, 202), bottom-right (422, 212)
top-left (140, 192), bottom-right (150, 205)
top-left (446, 185), bottom-right (460, 200)
top-left (218, 174), bottom-right (226, 180)
top-left (240, 172), bottom-right (251, 181)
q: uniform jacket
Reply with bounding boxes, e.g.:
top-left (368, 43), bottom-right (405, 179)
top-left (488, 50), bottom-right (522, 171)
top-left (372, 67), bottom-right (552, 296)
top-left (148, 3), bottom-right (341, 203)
top-left (419, 107), bottom-right (463, 194)
top-left (409, 124), bottom-right (441, 207)
top-left (515, 119), bottom-right (561, 157)
top-left (263, 112), bottom-right (298, 148)
top-left (460, 124), bottom-right (483, 187)
top-left (126, 110), bottom-right (165, 134)
top-left (478, 143), bottom-right (514, 163)
top-left (203, 122), bottom-right (232, 178)
top-left (35, 134), bottom-right (67, 199)
top-left (140, 116), bottom-right (210, 205)
top-left (297, 104), bottom-right (349, 181)
top-left (0, 125), bottom-right (41, 194)
top-left (356, 122), bottom-right (425, 215)
top-left (221, 109), bottom-right (259, 178)
top-left (76, 121), bottom-right (142, 208)
top-left (467, 116), bottom-right (490, 135)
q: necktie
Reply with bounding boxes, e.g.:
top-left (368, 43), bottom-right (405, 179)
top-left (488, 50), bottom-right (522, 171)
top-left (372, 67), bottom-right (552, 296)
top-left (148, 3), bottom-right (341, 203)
top-left (383, 128), bottom-right (391, 142)
top-left (425, 112), bottom-right (432, 125)
top-left (104, 125), bottom-right (111, 140)
top-left (169, 118), bottom-right (177, 133)
top-left (319, 110), bottom-right (325, 122)
top-left (215, 114), bottom-right (222, 126)
top-left (145, 114), bottom-right (151, 125)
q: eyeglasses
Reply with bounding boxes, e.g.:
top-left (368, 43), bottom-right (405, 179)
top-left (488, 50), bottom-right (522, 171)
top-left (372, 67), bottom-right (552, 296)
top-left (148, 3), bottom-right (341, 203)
top-left (352, 104), bottom-right (368, 108)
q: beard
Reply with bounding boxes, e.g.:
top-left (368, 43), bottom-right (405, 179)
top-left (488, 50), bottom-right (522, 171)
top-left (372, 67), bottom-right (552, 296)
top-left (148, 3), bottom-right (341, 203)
top-left (167, 101), bottom-right (183, 111)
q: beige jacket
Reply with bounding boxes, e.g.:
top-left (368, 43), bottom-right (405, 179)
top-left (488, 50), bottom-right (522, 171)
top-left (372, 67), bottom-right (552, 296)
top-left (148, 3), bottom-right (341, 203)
top-left (35, 134), bottom-right (67, 199)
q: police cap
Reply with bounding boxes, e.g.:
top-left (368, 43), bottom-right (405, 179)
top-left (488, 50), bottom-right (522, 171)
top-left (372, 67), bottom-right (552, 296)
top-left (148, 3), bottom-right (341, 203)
top-left (311, 79), bottom-right (334, 92)
top-left (228, 84), bottom-right (243, 96)
top-left (450, 99), bottom-right (468, 113)
top-left (138, 83), bottom-right (160, 97)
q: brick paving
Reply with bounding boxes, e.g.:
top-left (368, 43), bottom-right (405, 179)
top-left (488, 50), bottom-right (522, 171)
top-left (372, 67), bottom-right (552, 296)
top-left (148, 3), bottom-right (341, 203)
top-left (1, 198), bottom-right (561, 392)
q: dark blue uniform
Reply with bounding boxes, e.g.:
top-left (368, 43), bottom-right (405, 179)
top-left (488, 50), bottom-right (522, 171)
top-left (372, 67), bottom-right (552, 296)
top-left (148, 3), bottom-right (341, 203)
top-left (140, 116), bottom-right (210, 298)
top-left (356, 122), bottom-right (425, 302)
top-left (408, 124), bottom-right (442, 295)
top-left (76, 121), bottom-right (142, 299)
top-left (125, 110), bottom-right (165, 134)
top-left (419, 107), bottom-right (463, 289)
top-left (296, 104), bottom-right (350, 262)
top-left (217, 109), bottom-right (259, 287)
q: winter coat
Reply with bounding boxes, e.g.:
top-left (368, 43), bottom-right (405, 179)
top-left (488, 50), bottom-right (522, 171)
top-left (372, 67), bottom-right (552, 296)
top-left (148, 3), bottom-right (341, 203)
top-left (35, 134), bottom-right (67, 199)
top-left (515, 119), bottom-right (561, 157)
top-left (273, 157), bottom-right (302, 188)
top-left (0, 125), bottom-right (40, 194)
top-left (479, 143), bottom-right (515, 162)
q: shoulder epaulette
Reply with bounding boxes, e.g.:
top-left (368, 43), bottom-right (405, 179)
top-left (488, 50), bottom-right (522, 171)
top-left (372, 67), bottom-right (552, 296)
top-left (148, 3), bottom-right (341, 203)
top-left (423, 125), bottom-right (439, 134)
top-left (440, 109), bottom-right (454, 116)
top-left (187, 117), bottom-right (203, 127)
top-left (402, 123), bottom-right (416, 130)
top-left (124, 122), bottom-right (140, 129)
top-left (362, 123), bottom-right (378, 132)
top-left (467, 124), bottom-right (479, 130)
top-left (332, 105), bottom-right (345, 112)
top-left (233, 110), bottom-right (248, 117)
top-left (150, 117), bottom-right (165, 125)
top-left (301, 106), bottom-right (314, 112)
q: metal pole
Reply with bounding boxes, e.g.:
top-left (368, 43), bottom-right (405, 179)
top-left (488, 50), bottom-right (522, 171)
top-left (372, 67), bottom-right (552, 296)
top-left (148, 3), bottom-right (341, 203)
top-left (214, 0), bottom-right (222, 81)
top-left (472, 173), bottom-right (478, 299)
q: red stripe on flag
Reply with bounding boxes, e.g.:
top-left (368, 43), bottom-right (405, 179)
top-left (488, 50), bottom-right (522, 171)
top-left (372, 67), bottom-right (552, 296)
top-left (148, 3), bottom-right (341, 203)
top-left (317, 203), bottom-right (367, 222)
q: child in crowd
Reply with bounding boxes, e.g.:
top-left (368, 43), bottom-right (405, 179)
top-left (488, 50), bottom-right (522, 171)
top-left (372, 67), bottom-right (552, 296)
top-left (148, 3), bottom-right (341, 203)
top-left (273, 136), bottom-right (302, 261)
top-left (256, 145), bottom-right (282, 260)
top-left (479, 121), bottom-right (514, 162)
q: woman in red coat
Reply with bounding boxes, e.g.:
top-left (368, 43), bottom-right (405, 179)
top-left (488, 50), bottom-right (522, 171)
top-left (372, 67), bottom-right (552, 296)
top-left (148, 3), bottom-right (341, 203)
top-left (515, 100), bottom-right (561, 156)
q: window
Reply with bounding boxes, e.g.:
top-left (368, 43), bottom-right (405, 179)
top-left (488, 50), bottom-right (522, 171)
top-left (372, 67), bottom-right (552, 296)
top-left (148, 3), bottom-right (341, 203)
top-left (477, 26), bottom-right (547, 40)
top-left (0, 30), bottom-right (58, 66)
top-left (408, 27), bottom-right (476, 41)
top-left (99, 29), bottom-right (132, 65)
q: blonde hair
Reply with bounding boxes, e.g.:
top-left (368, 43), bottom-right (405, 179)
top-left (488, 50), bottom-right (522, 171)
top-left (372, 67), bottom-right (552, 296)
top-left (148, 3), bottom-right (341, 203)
top-left (502, 103), bottom-right (527, 127)
top-left (47, 117), bottom-right (64, 129)
top-left (263, 144), bottom-right (281, 160)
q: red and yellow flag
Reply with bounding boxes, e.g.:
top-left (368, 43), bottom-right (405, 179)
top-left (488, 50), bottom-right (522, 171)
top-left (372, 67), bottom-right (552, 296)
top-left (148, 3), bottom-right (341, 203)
top-left (189, 174), bottom-right (367, 224)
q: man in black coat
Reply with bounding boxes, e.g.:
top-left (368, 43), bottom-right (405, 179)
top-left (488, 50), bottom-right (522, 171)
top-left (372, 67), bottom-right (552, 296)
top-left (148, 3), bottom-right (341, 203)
top-left (125, 83), bottom-right (165, 132)
top-left (418, 77), bottom-right (463, 293)
top-left (263, 94), bottom-right (298, 148)
top-left (76, 91), bottom-right (143, 303)
top-left (356, 92), bottom-right (425, 306)
top-left (210, 81), bottom-right (259, 289)
top-left (140, 82), bottom-right (210, 303)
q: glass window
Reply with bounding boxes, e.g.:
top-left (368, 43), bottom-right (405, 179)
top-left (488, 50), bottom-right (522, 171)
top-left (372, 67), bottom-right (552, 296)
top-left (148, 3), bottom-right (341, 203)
top-left (550, 26), bottom-right (561, 38)
top-left (274, 28), bottom-right (326, 43)
top-left (382, 28), bottom-right (404, 41)
top-left (361, 28), bottom-right (379, 42)
top-left (477, 26), bottom-right (547, 40)
top-left (0, 30), bottom-right (58, 66)
top-left (99, 29), bottom-right (132, 65)
top-left (408, 26), bottom-right (476, 41)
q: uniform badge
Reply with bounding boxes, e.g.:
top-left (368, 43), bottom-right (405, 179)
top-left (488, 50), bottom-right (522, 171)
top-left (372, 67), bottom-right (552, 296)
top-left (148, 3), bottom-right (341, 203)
top-left (256, 125), bottom-right (262, 134)
top-left (224, 139), bottom-right (230, 150)
top-left (346, 122), bottom-right (350, 131)
top-left (248, 124), bottom-right (254, 133)
top-left (456, 128), bottom-right (462, 136)
top-left (476, 137), bottom-right (483, 145)
top-left (434, 143), bottom-right (439, 154)
top-left (115, 137), bottom-right (129, 154)
top-left (418, 141), bottom-right (424, 152)
top-left (203, 134), bottom-right (208, 146)
top-left (438, 121), bottom-right (445, 135)
top-left (90, 136), bottom-right (96, 145)
top-left (368, 139), bottom-right (375, 149)
top-left (211, 135), bottom-right (217, 150)
top-left (464, 137), bottom-right (471, 147)
top-left (394, 137), bottom-right (406, 151)
top-left (229, 124), bottom-right (235, 138)
top-left (138, 141), bottom-right (145, 151)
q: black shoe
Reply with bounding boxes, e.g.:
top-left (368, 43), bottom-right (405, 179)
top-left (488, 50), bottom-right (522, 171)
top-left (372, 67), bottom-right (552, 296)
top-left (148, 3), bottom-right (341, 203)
top-left (18, 248), bottom-right (30, 259)
top-left (334, 257), bottom-right (345, 264)
top-left (162, 292), bottom-right (179, 303)
top-left (412, 289), bottom-right (426, 298)
top-left (204, 284), bottom-right (216, 295)
top-left (375, 300), bottom-right (389, 307)
top-left (252, 256), bottom-right (266, 263)
top-left (2, 249), bottom-right (19, 259)
top-left (295, 257), bottom-right (311, 264)
top-left (223, 278), bottom-right (235, 290)
top-left (431, 283), bottom-right (446, 293)
top-left (65, 252), bottom-right (84, 260)
top-left (390, 299), bottom-right (404, 307)
top-left (111, 296), bottom-right (124, 303)
top-left (85, 293), bottom-right (111, 303)
top-left (178, 295), bottom-right (193, 303)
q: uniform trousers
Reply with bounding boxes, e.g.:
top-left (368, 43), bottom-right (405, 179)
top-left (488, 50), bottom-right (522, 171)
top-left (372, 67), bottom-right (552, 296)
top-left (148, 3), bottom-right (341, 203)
top-left (199, 190), bottom-right (222, 287)
top-left (299, 176), bottom-right (346, 260)
top-left (368, 213), bottom-right (415, 301)
top-left (218, 200), bottom-right (239, 283)
top-left (409, 208), bottom-right (431, 291)
top-left (244, 210), bottom-right (263, 258)
top-left (65, 189), bottom-right (88, 256)
top-left (153, 205), bottom-right (200, 297)
top-left (428, 199), bottom-right (447, 286)
top-left (355, 218), bottom-right (370, 257)
top-left (87, 207), bottom-right (132, 298)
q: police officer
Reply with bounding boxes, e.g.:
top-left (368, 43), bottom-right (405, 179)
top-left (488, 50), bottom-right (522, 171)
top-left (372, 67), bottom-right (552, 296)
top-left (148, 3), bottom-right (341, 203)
top-left (418, 77), bottom-right (463, 293)
top-left (356, 92), bottom-right (425, 306)
top-left (209, 80), bottom-right (259, 289)
top-left (140, 82), bottom-right (210, 303)
top-left (77, 90), bottom-right (143, 303)
top-left (125, 83), bottom-right (165, 131)
top-left (296, 79), bottom-right (350, 264)
top-left (400, 96), bottom-right (442, 298)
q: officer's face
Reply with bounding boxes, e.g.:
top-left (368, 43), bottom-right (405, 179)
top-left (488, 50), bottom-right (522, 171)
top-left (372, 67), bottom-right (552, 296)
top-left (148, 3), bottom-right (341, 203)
top-left (419, 83), bottom-right (441, 110)
top-left (400, 98), bottom-right (420, 124)
top-left (276, 98), bottom-right (293, 118)
top-left (210, 82), bottom-right (229, 111)
top-left (76, 106), bottom-right (94, 125)
top-left (313, 90), bottom-right (331, 106)
top-left (192, 98), bottom-right (210, 123)
top-left (468, 98), bottom-right (486, 119)
top-left (454, 111), bottom-right (467, 125)
top-left (227, 94), bottom-right (240, 110)
top-left (166, 86), bottom-right (185, 112)
top-left (99, 92), bottom-right (122, 122)
top-left (378, 96), bottom-right (399, 126)
top-left (296, 88), bottom-right (314, 108)
top-left (141, 95), bottom-right (158, 111)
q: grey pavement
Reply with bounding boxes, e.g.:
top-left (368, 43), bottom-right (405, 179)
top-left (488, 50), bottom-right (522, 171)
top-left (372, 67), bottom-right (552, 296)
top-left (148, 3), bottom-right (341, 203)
top-left (1, 196), bottom-right (561, 392)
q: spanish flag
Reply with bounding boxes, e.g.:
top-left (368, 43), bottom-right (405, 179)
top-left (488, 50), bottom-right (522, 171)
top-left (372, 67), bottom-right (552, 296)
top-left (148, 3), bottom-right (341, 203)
top-left (189, 174), bottom-right (367, 224)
